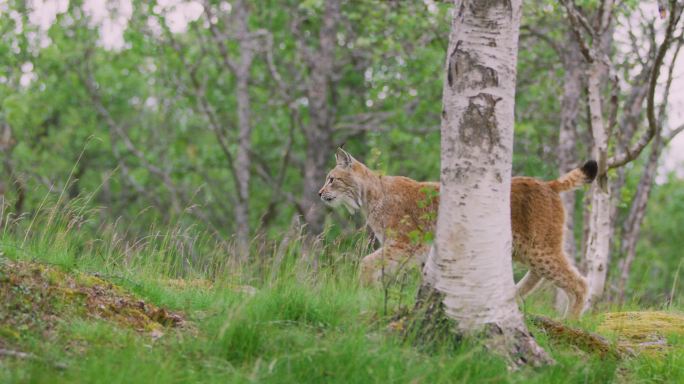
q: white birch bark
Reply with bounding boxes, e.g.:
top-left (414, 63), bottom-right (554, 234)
top-left (583, 64), bottom-right (611, 310)
top-left (559, 0), bottom-right (615, 311)
top-left (424, 0), bottom-right (521, 331)
top-left (555, 32), bottom-right (582, 310)
top-left (418, 0), bottom-right (551, 367)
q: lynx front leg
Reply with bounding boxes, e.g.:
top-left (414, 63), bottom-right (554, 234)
top-left (359, 245), bottom-right (418, 286)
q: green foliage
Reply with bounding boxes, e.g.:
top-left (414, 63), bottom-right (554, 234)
top-left (626, 176), bottom-right (684, 306)
top-left (0, 0), bottom-right (608, 236)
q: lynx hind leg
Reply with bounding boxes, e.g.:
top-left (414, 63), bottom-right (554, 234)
top-left (561, 263), bottom-right (588, 319)
top-left (528, 248), bottom-right (588, 319)
top-left (359, 245), bottom-right (417, 286)
top-left (516, 271), bottom-right (543, 299)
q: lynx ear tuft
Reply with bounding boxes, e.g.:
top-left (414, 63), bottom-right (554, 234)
top-left (335, 147), bottom-right (354, 168)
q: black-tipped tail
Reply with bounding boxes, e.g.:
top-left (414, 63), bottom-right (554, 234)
top-left (548, 159), bottom-right (598, 192)
top-left (581, 160), bottom-right (598, 183)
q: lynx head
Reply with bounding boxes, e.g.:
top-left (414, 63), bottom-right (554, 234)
top-left (318, 148), bottom-right (366, 213)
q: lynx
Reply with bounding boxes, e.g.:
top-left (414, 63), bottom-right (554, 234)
top-left (319, 148), bottom-right (597, 318)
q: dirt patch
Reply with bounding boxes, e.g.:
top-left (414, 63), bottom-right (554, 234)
top-left (0, 259), bottom-right (185, 346)
top-left (598, 311), bottom-right (684, 355)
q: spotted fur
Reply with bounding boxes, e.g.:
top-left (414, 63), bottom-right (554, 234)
top-left (319, 148), bottom-right (596, 318)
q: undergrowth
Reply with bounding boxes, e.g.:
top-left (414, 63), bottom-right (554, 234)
top-left (0, 199), bottom-right (682, 383)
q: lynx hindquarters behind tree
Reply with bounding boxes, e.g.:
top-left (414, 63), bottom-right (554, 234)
top-left (319, 148), bottom-right (597, 318)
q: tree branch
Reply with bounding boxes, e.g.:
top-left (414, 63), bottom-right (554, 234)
top-left (665, 124), bottom-right (684, 144)
top-left (608, 2), bottom-right (683, 169)
top-left (159, 25), bottom-right (245, 202)
top-left (559, 0), bottom-right (595, 62)
top-left (79, 52), bottom-right (183, 212)
top-left (520, 25), bottom-right (562, 57)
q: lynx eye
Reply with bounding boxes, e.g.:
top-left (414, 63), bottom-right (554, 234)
top-left (328, 177), bottom-right (335, 184)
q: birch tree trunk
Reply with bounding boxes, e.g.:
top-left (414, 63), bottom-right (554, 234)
top-left (558, 39), bottom-right (582, 265)
top-left (583, 63), bottom-right (612, 310)
top-left (412, 0), bottom-right (552, 368)
top-left (559, 0), bottom-right (615, 311)
top-left (555, 33), bottom-right (582, 310)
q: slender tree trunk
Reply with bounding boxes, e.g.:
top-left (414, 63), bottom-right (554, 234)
top-left (558, 61), bottom-right (581, 263)
top-left (233, 0), bottom-right (256, 259)
top-left (235, 72), bottom-right (252, 259)
top-left (412, 0), bottom-right (552, 368)
top-left (555, 33), bottom-right (582, 310)
top-left (301, 0), bottom-right (340, 234)
top-left (617, 134), bottom-right (662, 302)
top-left (583, 64), bottom-right (611, 311)
top-left (302, 129), bottom-right (332, 234)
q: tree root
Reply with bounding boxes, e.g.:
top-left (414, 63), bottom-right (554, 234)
top-left (403, 283), bottom-right (554, 369)
top-left (483, 323), bottom-right (555, 369)
top-left (402, 283), bottom-right (454, 349)
top-left (529, 315), bottom-right (628, 359)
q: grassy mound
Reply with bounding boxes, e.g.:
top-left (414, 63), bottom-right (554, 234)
top-left (0, 259), bottom-right (185, 349)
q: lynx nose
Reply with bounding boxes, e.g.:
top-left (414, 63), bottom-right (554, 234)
top-left (318, 188), bottom-right (324, 197)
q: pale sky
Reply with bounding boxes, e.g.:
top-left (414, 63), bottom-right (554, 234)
top-left (7, 0), bottom-right (684, 179)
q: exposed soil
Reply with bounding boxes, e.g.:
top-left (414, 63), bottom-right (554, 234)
top-left (0, 258), bottom-right (185, 349)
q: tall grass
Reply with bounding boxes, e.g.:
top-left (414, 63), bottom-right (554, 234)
top-left (1, 194), bottom-right (683, 383)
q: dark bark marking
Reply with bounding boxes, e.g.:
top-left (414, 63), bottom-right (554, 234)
top-left (441, 164), bottom-right (469, 184)
top-left (469, 0), bottom-right (513, 19)
top-left (447, 41), bottom-right (461, 88)
top-left (447, 42), bottom-right (498, 92)
top-left (459, 93), bottom-right (503, 152)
